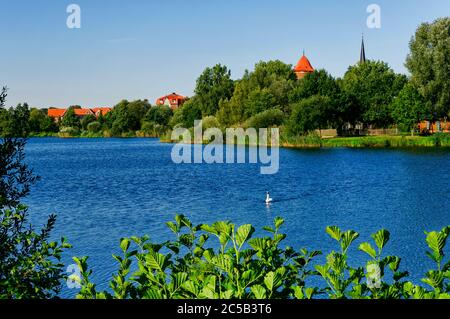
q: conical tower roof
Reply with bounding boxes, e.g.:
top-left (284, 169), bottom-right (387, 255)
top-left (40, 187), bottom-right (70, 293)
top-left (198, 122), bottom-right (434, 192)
top-left (360, 36), bottom-right (366, 64)
top-left (294, 54), bottom-right (314, 73)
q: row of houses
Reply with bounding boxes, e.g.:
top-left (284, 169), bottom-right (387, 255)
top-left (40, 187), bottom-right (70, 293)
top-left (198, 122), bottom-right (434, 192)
top-left (48, 107), bottom-right (112, 122)
top-left (48, 93), bottom-right (188, 121)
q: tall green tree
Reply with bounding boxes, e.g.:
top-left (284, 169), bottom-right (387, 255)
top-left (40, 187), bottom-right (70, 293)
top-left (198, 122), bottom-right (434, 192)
top-left (342, 61), bottom-right (407, 128)
top-left (170, 98), bottom-right (202, 128)
top-left (391, 83), bottom-right (430, 134)
top-left (195, 64), bottom-right (235, 116)
top-left (406, 17), bottom-right (450, 119)
top-left (111, 99), bottom-right (151, 135)
top-left (29, 108), bottom-right (58, 133)
top-left (287, 95), bottom-right (333, 135)
top-left (145, 105), bottom-right (173, 126)
top-left (61, 107), bottom-right (81, 129)
top-left (289, 69), bottom-right (340, 103)
top-left (0, 89), bottom-right (70, 299)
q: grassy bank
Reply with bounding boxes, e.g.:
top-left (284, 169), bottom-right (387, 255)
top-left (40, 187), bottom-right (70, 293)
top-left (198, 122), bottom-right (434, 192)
top-left (281, 134), bottom-right (450, 148)
top-left (25, 131), bottom-right (450, 149)
top-left (163, 133), bottom-right (450, 149)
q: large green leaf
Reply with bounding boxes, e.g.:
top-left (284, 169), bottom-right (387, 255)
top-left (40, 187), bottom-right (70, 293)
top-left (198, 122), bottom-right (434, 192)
top-left (236, 224), bottom-right (255, 248)
top-left (166, 221), bottom-right (178, 234)
top-left (248, 238), bottom-right (267, 251)
top-left (170, 272), bottom-right (188, 293)
top-left (274, 217), bottom-right (284, 230)
top-left (120, 238), bottom-right (130, 253)
top-left (425, 229), bottom-right (449, 262)
top-left (341, 230), bottom-right (359, 253)
top-left (264, 268), bottom-right (285, 292)
top-left (359, 242), bottom-right (377, 259)
top-left (326, 226), bottom-right (342, 241)
top-left (372, 229), bottom-right (390, 251)
top-left (145, 251), bottom-right (167, 272)
top-left (251, 285), bottom-right (267, 299)
top-left (144, 288), bottom-right (163, 299)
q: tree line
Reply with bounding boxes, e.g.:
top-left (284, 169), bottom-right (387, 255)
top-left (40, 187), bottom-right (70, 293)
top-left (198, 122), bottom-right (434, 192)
top-left (1, 18), bottom-right (448, 139)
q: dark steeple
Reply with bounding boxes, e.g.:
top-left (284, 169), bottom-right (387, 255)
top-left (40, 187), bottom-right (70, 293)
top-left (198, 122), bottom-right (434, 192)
top-left (360, 35), bottom-right (366, 64)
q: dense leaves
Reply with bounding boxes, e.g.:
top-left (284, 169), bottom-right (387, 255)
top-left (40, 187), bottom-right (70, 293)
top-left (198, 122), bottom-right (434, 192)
top-left (73, 215), bottom-right (450, 300)
top-left (406, 17), bottom-right (450, 118)
top-left (0, 90), bottom-right (70, 299)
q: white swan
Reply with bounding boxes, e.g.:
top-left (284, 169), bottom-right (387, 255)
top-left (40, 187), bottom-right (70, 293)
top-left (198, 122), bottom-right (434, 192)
top-left (265, 192), bottom-right (273, 204)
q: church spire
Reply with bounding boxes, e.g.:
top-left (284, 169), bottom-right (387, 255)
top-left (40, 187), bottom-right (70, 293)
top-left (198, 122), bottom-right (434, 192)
top-left (360, 35), bottom-right (366, 64)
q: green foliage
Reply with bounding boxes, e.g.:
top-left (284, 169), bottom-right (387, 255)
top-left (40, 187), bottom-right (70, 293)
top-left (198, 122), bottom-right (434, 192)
top-left (110, 100), bottom-right (151, 136)
top-left (87, 121), bottom-right (101, 133)
top-left (61, 107), bottom-right (81, 129)
top-left (391, 84), bottom-right (430, 133)
top-left (145, 105), bottom-right (173, 127)
top-left (289, 69), bottom-right (340, 103)
top-left (287, 95), bottom-right (333, 135)
top-left (74, 215), bottom-right (318, 299)
top-left (0, 136), bottom-right (70, 299)
top-left (342, 61), bottom-right (407, 128)
top-left (73, 215), bottom-right (450, 300)
top-left (406, 17), bottom-right (450, 118)
top-left (170, 98), bottom-right (202, 128)
top-left (29, 109), bottom-right (58, 133)
top-left (195, 64), bottom-right (234, 116)
top-left (81, 114), bottom-right (97, 131)
top-left (245, 109), bottom-right (285, 129)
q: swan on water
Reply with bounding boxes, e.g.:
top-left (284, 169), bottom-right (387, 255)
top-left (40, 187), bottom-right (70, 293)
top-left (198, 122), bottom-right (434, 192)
top-left (265, 192), bottom-right (273, 204)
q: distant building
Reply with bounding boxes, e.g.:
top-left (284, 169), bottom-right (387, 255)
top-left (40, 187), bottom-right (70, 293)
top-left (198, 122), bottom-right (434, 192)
top-left (156, 93), bottom-right (187, 110)
top-left (294, 52), bottom-right (314, 80)
top-left (47, 109), bottom-right (66, 122)
top-left (73, 108), bottom-right (94, 117)
top-left (91, 107), bottom-right (112, 117)
top-left (48, 107), bottom-right (112, 122)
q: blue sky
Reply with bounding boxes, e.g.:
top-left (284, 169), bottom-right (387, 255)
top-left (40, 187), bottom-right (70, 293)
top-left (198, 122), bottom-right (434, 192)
top-left (0, 0), bottom-right (449, 108)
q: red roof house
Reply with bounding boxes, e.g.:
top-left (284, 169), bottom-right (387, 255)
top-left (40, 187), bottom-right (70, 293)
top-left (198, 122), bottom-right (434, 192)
top-left (73, 108), bottom-right (94, 117)
top-left (48, 107), bottom-right (112, 122)
top-left (91, 107), bottom-right (112, 117)
top-left (156, 93), bottom-right (187, 110)
top-left (294, 54), bottom-right (315, 79)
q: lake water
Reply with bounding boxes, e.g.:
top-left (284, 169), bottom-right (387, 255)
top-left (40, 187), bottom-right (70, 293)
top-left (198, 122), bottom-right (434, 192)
top-left (24, 138), bottom-right (450, 298)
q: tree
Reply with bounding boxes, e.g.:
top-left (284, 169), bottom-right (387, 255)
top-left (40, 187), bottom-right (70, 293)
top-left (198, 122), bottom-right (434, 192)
top-left (29, 108), bottom-right (58, 133)
top-left (244, 88), bottom-right (278, 117)
top-left (195, 64), bottom-right (234, 116)
top-left (216, 60), bottom-right (296, 125)
top-left (289, 69), bottom-right (340, 103)
top-left (334, 91), bottom-right (363, 135)
top-left (406, 17), bottom-right (450, 119)
top-left (245, 109), bottom-right (285, 130)
top-left (111, 99), bottom-right (151, 135)
top-left (172, 98), bottom-right (202, 128)
top-left (391, 83), bottom-right (430, 134)
top-left (61, 106), bottom-right (81, 129)
top-left (342, 61), bottom-right (407, 128)
top-left (287, 95), bottom-right (333, 135)
top-left (0, 89), bottom-right (70, 298)
top-left (81, 114), bottom-right (97, 131)
top-left (145, 105), bottom-right (173, 126)
top-left (4, 103), bottom-right (31, 137)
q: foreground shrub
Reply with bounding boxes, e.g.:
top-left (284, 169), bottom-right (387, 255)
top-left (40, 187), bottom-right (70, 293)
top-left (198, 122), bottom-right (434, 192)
top-left (73, 215), bottom-right (450, 299)
top-left (0, 138), bottom-right (71, 299)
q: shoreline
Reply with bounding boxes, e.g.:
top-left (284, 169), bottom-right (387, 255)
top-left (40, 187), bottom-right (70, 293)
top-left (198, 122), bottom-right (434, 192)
top-left (22, 133), bottom-right (450, 149)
